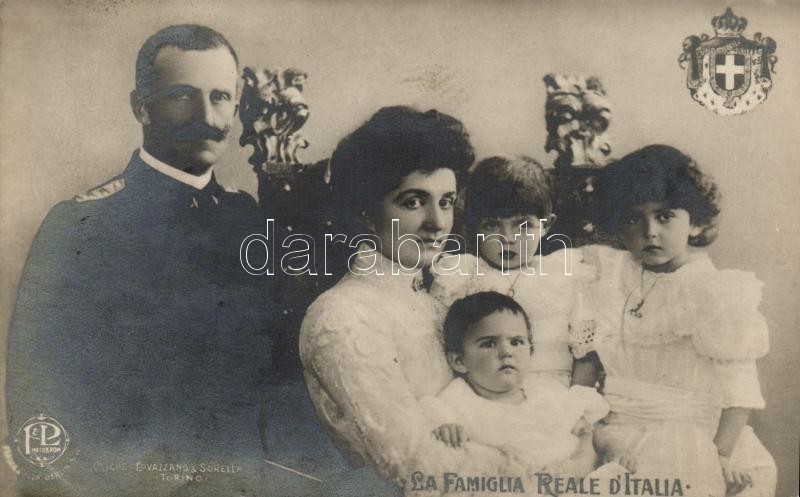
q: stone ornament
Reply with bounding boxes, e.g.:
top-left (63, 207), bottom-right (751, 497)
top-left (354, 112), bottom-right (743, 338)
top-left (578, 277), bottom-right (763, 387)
top-left (544, 74), bottom-right (612, 169)
top-left (239, 67), bottom-right (310, 167)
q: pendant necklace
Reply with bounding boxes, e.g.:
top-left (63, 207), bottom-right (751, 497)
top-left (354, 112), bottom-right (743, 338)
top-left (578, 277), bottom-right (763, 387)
top-left (625, 267), bottom-right (660, 318)
top-left (506, 270), bottom-right (524, 298)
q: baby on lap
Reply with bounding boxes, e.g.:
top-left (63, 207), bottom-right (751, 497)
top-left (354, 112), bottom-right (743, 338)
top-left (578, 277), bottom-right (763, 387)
top-left (423, 291), bottom-right (608, 478)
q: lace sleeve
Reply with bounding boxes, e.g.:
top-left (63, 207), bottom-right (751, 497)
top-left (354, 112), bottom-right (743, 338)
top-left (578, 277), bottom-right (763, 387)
top-left (568, 283), bottom-right (598, 359)
top-left (713, 359), bottom-right (766, 409)
top-left (566, 246), bottom-right (608, 359)
top-left (689, 270), bottom-right (769, 361)
top-left (300, 294), bottom-right (527, 487)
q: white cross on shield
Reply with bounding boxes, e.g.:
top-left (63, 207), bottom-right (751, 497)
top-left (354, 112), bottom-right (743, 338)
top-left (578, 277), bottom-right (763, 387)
top-left (715, 53), bottom-right (745, 91)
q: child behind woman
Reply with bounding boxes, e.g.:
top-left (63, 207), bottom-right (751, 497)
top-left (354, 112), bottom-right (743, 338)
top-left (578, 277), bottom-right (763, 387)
top-left (432, 155), bottom-right (595, 386)
top-left (571, 145), bottom-right (776, 497)
top-left (422, 291), bottom-right (608, 479)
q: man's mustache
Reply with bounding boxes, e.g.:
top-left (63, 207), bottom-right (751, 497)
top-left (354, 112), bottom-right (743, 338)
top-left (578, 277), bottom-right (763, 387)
top-left (157, 122), bottom-right (231, 142)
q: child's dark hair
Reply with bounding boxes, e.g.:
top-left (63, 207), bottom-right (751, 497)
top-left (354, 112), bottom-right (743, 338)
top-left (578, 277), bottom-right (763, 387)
top-left (464, 155), bottom-right (553, 236)
top-left (444, 291), bottom-right (532, 353)
top-left (596, 145), bottom-right (721, 246)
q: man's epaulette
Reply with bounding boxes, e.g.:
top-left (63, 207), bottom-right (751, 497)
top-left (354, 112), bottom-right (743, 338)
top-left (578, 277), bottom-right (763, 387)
top-left (74, 178), bottom-right (126, 203)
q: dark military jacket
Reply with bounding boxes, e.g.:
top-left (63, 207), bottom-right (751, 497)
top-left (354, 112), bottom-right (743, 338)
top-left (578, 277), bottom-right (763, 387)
top-left (6, 152), bottom-right (282, 496)
top-left (6, 151), bottom-right (403, 497)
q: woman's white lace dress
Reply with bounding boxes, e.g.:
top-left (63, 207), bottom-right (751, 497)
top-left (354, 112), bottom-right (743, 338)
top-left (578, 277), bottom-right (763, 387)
top-left (300, 250), bottom-right (530, 493)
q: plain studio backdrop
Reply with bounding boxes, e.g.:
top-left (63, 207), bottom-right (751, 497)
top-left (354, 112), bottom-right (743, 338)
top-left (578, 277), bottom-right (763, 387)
top-left (1, 1), bottom-right (798, 495)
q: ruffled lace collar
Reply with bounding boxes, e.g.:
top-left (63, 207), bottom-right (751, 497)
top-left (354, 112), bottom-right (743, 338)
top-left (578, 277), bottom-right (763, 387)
top-left (586, 246), bottom-right (768, 359)
top-left (621, 250), bottom-right (715, 293)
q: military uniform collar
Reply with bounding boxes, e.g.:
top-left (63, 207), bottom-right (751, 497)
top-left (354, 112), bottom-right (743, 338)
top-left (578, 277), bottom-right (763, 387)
top-left (139, 147), bottom-right (213, 190)
top-left (123, 152), bottom-right (227, 209)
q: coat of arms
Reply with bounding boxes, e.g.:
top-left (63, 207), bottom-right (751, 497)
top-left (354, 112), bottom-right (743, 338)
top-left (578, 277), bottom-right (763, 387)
top-left (679, 8), bottom-right (777, 115)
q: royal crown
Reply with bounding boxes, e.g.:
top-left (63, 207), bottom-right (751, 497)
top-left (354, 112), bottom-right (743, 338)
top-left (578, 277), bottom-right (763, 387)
top-left (712, 8), bottom-right (747, 37)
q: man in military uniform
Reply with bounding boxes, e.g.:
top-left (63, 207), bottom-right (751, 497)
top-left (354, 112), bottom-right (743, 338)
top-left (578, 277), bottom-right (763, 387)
top-left (5, 25), bottom-right (280, 496)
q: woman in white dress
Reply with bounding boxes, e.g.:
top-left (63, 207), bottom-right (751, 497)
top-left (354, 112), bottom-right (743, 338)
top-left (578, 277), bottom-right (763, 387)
top-left (300, 107), bottom-right (531, 494)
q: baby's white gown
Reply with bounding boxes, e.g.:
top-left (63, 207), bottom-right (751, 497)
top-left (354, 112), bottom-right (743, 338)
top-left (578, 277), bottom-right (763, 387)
top-left (431, 249), bottom-right (595, 386)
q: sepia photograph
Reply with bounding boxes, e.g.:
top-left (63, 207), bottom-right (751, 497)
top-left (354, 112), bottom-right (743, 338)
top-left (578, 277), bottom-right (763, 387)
top-left (1, 1), bottom-right (798, 496)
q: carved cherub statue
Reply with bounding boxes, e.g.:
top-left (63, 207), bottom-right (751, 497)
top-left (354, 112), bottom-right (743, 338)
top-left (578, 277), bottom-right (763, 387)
top-left (239, 67), bottom-right (310, 167)
top-left (543, 74), bottom-right (612, 169)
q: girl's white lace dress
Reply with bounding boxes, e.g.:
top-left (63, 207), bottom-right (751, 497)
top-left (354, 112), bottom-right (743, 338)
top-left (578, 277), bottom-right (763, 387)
top-left (570, 246), bottom-right (776, 497)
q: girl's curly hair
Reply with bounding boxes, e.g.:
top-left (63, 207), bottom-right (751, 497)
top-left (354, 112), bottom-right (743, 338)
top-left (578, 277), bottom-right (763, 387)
top-left (596, 145), bottom-right (721, 246)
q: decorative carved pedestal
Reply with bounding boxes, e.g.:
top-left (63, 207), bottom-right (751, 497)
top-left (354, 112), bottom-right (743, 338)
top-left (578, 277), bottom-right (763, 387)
top-left (541, 74), bottom-right (619, 254)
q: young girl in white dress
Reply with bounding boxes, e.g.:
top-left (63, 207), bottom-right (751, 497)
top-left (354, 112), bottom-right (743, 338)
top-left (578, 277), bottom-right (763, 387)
top-left (431, 155), bottom-right (595, 386)
top-left (571, 145), bottom-right (776, 497)
top-left (422, 291), bottom-right (608, 483)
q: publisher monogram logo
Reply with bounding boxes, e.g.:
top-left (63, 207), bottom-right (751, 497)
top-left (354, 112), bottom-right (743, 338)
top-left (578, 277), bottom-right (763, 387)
top-left (14, 415), bottom-right (70, 467)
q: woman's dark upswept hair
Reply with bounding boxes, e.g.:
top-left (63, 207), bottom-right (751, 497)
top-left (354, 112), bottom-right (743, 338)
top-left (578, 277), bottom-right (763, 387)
top-left (464, 155), bottom-right (553, 237)
top-left (596, 144), bottom-right (721, 246)
top-left (444, 291), bottom-right (532, 354)
top-left (329, 106), bottom-right (474, 228)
